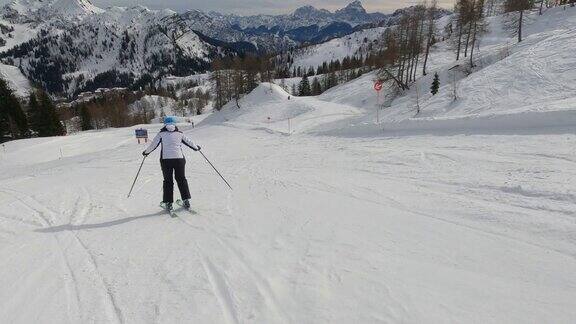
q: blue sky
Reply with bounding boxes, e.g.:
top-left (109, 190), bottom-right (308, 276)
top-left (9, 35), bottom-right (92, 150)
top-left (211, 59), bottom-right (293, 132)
top-left (1, 0), bottom-right (454, 15)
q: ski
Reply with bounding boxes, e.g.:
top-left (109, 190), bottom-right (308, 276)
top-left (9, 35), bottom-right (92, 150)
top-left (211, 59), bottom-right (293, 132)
top-left (160, 202), bottom-right (178, 218)
top-left (175, 199), bottom-right (198, 215)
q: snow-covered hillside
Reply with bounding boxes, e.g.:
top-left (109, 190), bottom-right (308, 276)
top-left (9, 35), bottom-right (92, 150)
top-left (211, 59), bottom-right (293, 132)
top-left (214, 7), bottom-right (576, 137)
top-left (203, 83), bottom-right (362, 134)
top-left (0, 62), bottom-right (30, 97)
top-left (308, 6), bottom-right (576, 136)
top-left (289, 26), bottom-right (387, 70)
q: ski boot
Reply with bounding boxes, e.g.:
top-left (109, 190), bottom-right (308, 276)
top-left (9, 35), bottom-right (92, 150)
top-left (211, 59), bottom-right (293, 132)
top-left (160, 202), bottom-right (176, 217)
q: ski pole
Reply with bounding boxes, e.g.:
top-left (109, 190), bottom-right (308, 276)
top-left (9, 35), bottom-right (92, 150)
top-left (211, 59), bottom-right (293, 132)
top-left (127, 155), bottom-right (147, 198)
top-left (199, 150), bottom-right (233, 191)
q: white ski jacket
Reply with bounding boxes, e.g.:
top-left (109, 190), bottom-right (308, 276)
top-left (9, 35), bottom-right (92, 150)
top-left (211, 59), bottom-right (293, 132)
top-left (144, 127), bottom-right (199, 159)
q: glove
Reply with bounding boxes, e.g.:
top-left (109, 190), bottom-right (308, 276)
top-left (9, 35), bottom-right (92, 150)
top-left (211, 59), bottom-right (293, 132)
top-left (142, 151), bottom-right (149, 157)
top-left (193, 145), bottom-right (201, 151)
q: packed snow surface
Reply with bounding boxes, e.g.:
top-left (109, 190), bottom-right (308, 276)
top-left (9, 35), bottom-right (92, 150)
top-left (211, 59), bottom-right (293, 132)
top-left (1, 120), bottom-right (575, 323)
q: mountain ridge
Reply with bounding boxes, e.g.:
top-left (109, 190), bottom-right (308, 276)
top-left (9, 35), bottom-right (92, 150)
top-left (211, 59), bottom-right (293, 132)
top-left (0, 1), bottom-right (449, 97)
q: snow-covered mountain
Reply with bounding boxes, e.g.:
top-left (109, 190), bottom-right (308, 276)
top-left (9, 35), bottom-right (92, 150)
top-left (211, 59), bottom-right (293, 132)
top-left (0, 1), bottom-right (448, 97)
top-left (284, 26), bottom-right (388, 71)
top-left (0, 1), bottom-right (250, 96)
top-left (2, 0), bottom-right (102, 22)
top-left (221, 1), bottom-right (386, 31)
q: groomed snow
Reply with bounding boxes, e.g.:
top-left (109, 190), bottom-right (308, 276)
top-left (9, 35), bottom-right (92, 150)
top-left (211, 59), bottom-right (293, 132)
top-left (1, 120), bottom-right (575, 323)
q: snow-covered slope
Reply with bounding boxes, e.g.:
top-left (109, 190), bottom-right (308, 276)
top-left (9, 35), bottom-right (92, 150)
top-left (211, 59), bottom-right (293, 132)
top-left (42, 0), bottom-right (104, 20)
top-left (202, 83), bottom-right (362, 134)
top-left (289, 26), bottom-right (386, 70)
top-left (128, 95), bottom-right (178, 122)
top-left (310, 6), bottom-right (576, 136)
top-left (204, 6), bottom-right (576, 138)
top-left (408, 9), bottom-right (576, 118)
top-left (0, 18), bottom-right (39, 53)
top-left (0, 61), bottom-right (30, 97)
top-left (1, 114), bottom-right (575, 323)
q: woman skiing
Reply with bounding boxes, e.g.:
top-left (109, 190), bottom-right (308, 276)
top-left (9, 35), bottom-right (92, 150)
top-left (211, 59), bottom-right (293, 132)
top-left (142, 116), bottom-right (200, 212)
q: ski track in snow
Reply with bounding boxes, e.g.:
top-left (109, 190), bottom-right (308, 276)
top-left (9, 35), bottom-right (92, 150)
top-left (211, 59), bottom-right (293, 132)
top-left (181, 212), bottom-right (292, 324)
top-left (0, 188), bottom-right (124, 323)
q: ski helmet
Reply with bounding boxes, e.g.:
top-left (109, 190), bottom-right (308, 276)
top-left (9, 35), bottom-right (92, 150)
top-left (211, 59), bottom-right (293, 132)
top-left (164, 116), bottom-right (177, 125)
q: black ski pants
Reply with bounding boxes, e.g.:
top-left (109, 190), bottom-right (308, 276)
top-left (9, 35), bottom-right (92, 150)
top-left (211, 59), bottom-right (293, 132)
top-left (161, 158), bottom-right (191, 203)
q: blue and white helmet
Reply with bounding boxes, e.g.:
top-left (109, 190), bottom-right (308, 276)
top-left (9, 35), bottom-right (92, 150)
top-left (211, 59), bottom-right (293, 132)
top-left (164, 116), bottom-right (177, 125)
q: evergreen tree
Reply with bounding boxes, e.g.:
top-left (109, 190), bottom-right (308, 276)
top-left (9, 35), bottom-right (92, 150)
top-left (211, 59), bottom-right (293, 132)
top-left (27, 92), bottom-right (41, 134)
top-left (0, 107), bottom-right (8, 141)
top-left (291, 83), bottom-right (298, 96)
top-left (298, 76), bottom-right (311, 96)
top-left (80, 105), bottom-right (93, 131)
top-left (0, 78), bottom-right (29, 140)
top-left (32, 90), bottom-right (65, 137)
top-left (430, 72), bottom-right (440, 95)
top-left (311, 78), bottom-right (322, 96)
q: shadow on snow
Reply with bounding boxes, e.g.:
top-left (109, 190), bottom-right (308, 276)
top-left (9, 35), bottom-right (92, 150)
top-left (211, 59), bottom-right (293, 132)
top-left (34, 211), bottom-right (168, 233)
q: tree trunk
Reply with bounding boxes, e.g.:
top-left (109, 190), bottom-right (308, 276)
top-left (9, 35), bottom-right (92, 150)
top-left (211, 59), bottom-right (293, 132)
top-left (464, 22), bottom-right (473, 57)
top-left (456, 21), bottom-right (463, 60)
top-left (413, 53), bottom-right (420, 81)
top-left (518, 10), bottom-right (523, 43)
top-left (405, 56), bottom-right (410, 83)
top-left (539, 0), bottom-right (544, 15)
top-left (423, 20), bottom-right (433, 76)
top-left (414, 18), bottom-right (425, 79)
top-left (469, 21), bottom-right (478, 67)
top-left (396, 30), bottom-right (406, 80)
top-left (423, 40), bottom-right (430, 76)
